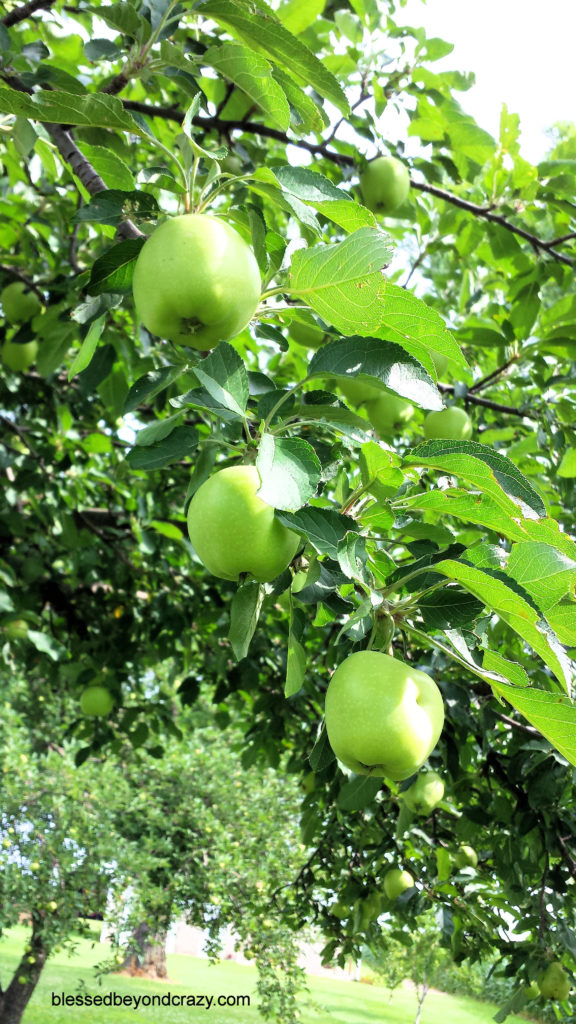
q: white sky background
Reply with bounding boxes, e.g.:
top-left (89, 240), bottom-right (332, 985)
top-left (400, 0), bottom-right (576, 162)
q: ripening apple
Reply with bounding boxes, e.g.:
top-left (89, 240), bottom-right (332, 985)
top-left (187, 464), bottom-right (300, 583)
top-left (524, 981), bottom-right (540, 1000)
top-left (132, 214), bottom-right (261, 350)
top-left (80, 685), bottom-right (114, 717)
top-left (454, 845), bottom-right (478, 869)
top-left (403, 770), bottom-right (445, 815)
top-left (539, 962), bottom-right (571, 1001)
top-left (324, 650), bottom-right (445, 780)
top-left (383, 868), bottom-right (414, 900)
top-left (2, 338), bottom-right (38, 371)
top-left (359, 156), bottom-right (410, 215)
top-left (424, 407), bottom-right (473, 440)
top-left (364, 394), bottom-right (414, 437)
top-left (1, 282), bottom-right (42, 324)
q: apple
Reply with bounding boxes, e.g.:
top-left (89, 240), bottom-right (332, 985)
top-left (30, 861), bottom-right (40, 871)
top-left (1, 281), bottom-right (42, 324)
top-left (539, 962), bottom-right (570, 1001)
top-left (80, 685), bottom-right (114, 717)
top-left (132, 214), bottom-right (261, 350)
top-left (2, 339), bottom-right (38, 371)
top-left (524, 981), bottom-right (540, 1000)
top-left (3, 619), bottom-right (29, 640)
top-left (290, 320), bottom-right (326, 349)
top-left (47, 900), bottom-right (58, 912)
top-left (359, 156), bottom-right (410, 215)
top-left (331, 901), bottom-right (350, 920)
top-left (324, 650), bottom-right (444, 780)
top-left (423, 407), bottom-right (472, 440)
top-left (454, 845), bottom-right (478, 869)
top-left (187, 465), bottom-right (300, 582)
top-left (337, 377), bottom-right (383, 407)
top-left (364, 394), bottom-right (414, 437)
top-left (403, 770), bottom-right (445, 814)
top-left (383, 868), bottom-right (414, 900)
top-left (221, 153), bottom-right (243, 175)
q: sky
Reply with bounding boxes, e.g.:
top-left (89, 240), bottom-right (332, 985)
top-left (400, 0), bottom-right (576, 162)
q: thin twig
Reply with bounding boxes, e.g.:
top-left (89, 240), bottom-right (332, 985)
top-left (1, 0), bottom-right (52, 27)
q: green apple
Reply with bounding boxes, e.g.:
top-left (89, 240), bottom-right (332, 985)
top-left (383, 868), bottom-right (414, 900)
top-left (359, 156), bottom-right (410, 215)
top-left (337, 377), bottom-right (383, 407)
top-left (132, 214), bottom-right (261, 350)
top-left (1, 282), bottom-right (42, 324)
top-left (187, 464), bottom-right (300, 583)
top-left (2, 338), bottom-right (38, 371)
top-left (364, 394), bottom-right (414, 437)
top-left (539, 962), bottom-right (570, 1001)
top-left (3, 619), bottom-right (29, 640)
top-left (221, 153), bottom-right (243, 175)
top-left (290, 320), bottom-right (326, 349)
top-left (423, 407), bottom-right (472, 440)
top-left (524, 981), bottom-right (540, 1000)
top-left (30, 861), bottom-right (40, 871)
top-left (324, 650), bottom-right (444, 780)
top-left (331, 901), bottom-right (350, 920)
top-left (47, 900), bottom-right (58, 912)
top-left (80, 685), bottom-right (114, 717)
top-left (454, 845), bottom-right (478, 869)
top-left (403, 770), bottom-right (445, 815)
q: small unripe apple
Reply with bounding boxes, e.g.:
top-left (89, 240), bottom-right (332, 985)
top-left (132, 214), bottom-right (261, 350)
top-left (539, 962), bottom-right (570, 1001)
top-left (30, 861), bottom-right (40, 871)
top-left (454, 845), bottom-right (478, 869)
top-left (324, 650), bottom-right (444, 780)
top-left (524, 981), bottom-right (540, 1000)
top-left (3, 619), bottom-right (29, 640)
top-left (383, 868), bottom-right (414, 900)
top-left (80, 685), bottom-right (114, 717)
top-left (1, 281), bottom-right (42, 324)
top-left (187, 465), bottom-right (300, 583)
top-left (423, 407), bottom-right (472, 440)
top-left (359, 156), bottom-right (410, 215)
top-left (18, 976), bottom-right (28, 985)
top-left (2, 339), bottom-right (38, 371)
top-left (403, 770), bottom-right (445, 814)
top-left (364, 394), bottom-right (414, 437)
top-left (47, 900), bottom-right (58, 912)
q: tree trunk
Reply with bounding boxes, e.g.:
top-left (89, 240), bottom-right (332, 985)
top-left (414, 982), bottom-right (430, 1024)
top-left (0, 941), bottom-right (48, 1024)
top-left (122, 921), bottom-right (168, 978)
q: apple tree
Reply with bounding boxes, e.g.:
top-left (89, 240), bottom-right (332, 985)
top-left (1, 1), bottom-right (576, 1022)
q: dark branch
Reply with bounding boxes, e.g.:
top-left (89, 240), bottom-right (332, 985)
top-left (1, 0), bottom-right (52, 27)
top-left (438, 382), bottom-right (538, 421)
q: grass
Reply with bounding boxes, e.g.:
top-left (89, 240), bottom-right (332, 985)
top-left (0, 924), bottom-right (531, 1024)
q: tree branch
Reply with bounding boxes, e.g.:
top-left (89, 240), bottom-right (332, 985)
top-left (1, 0), bottom-right (52, 27)
top-left (438, 383), bottom-right (539, 421)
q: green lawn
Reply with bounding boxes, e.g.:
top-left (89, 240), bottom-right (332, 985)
top-left (0, 925), bottom-right (531, 1024)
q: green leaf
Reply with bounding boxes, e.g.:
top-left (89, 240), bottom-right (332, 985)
top-left (204, 42), bottom-right (291, 131)
top-left (545, 599), bottom-right (576, 647)
top-left (309, 724), bottom-right (335, 771)
top-left (419, 588), bottom-right (485, 629)
top-left (373, 284), bottom-right (467, 377)
top-left (229, 580), bottom-right (264, 661)
top-left (124, 366), bottom-right (185, 414)
top-left (491, 682), bottom-right (576, 769)
top-left (0, 88), bottom-right (143, 133)
top-left (285, 606), bottom-right (306, 697)
top-left (289, 228), bottom-right (394, 335)
top-left (337, 775), bottom-right (382, 810)
top-left (134, 413), bottom-right (182, 447)
top-left (276, 507), bottom-right (359, 558)
top-left (80, 145), bottom-right (136, 190)
top-left (559, 449), bottom-right (576, 478)
top-left (202, 0), bottom-right (349, 115)
top-left (277, 0), bottom-right (326, 34)
top-left (67, 316), bottom-right (105, 380)
top-left (308, 336), bottom-right (442, 411)
top-left (434, 559), bottom-right (571, 691)
top-left (506, 543), bottom-right (576, 612)
top-left (126, 426), bottom-right (199, 470)
top-left (405, 441), bottom-right (546, 520)
top-left (87, 238), bottom-right (144, 296)
top-left (75, 190), bottom-right (157, 227)
top-left (256, 434), bottom-right (321, 511)
top-left (193, 343), bottom-right (249, 416)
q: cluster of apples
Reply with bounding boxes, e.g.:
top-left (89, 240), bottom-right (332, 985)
top-left (1, 281), bottom-right (42, 370)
